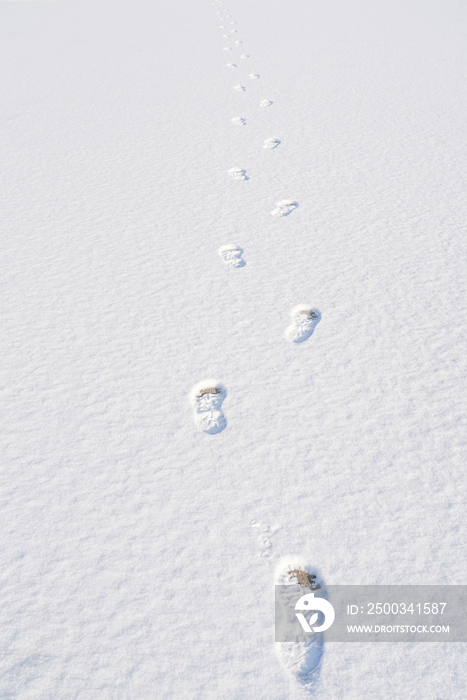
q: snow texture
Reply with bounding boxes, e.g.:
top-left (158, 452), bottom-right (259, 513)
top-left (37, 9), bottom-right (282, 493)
top-left (1, 0), bottom-right (467, 697)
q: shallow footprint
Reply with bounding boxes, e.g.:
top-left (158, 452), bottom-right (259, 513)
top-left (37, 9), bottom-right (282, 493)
top-left (240, 54), bottom-right (250, 59)
top-left (234, 85), bottom-right (246, 91)
top-left (227, 62), bottom-right (237, 68)
top-left (228, 166), bottom-right (248, 181)
top-left (271, 199), bottom-right (298, 217)
top-left (191, 381), bottom-right (227, 434)
top-left (218, 243), bottom-right (245, 268)
top-left (275, 558), bottom-right (323, 688)
top-left (286, 306), bottom-right (321, 343)
top-left (263, 137), bottom-right (280, 149)
top-left (251, 520), bottom-right (281, 558)
top-left (231, 116), bottom-right (246, 125)
top-left (223, 47), bottom-right (232, 51)
top-left (259, 99), bottom-right (272, 107)
top-left (235, 40), bottom-right (243, 44)
top-left (249, 73), bottom-right (260, 80)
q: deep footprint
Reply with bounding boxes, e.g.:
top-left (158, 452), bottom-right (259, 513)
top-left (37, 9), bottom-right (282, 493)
top-left (263, 137), bottom-right (280, 149)
top-left (275, 559), bottom-right (324, 687)
top-left (286, 306), bottom-right (321, 343)
top-left (271, 199), bottom-right (298, 217)
top-left (259, 99), bottom-right (273, 107)
top-left (191, 382), bottom-right (227, 434)
top-left (218, 244), bottom-right (245, 267)
top-left (249, 73), bottom-right (260, 79)
top-left (228, 166), bottom-right (248, 181)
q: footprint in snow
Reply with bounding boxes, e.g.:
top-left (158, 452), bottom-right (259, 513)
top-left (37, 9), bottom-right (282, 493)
top-left (234, 85), bottom-right (245, 91)
top-left (230, 29), bottom-right (237, 33)
top-left (271, 199), bottom-right (298, 217)
top-left (250, 520), bottom-right (281, 558)
top-left (231, 116), bottom-right (246, 125)
top-left (286, 306), bottom-right (321, 343)
top-left (240, 54), bottom-right (249, 59)
top-left (223, 47), bottom-right (232, 51)
top-left (260, 99), bottom-right (272, 107)
top-left (191, 382), bottom-right (227, 435)
top-left (228, 166), bottom-right (248, 181)
top-left (263, 137), bottom-right (280, 149)
top-left (218, 244), bottom-right (245, 268)
top-left (227, 62), bottom-right (237, 68)
top-left (235, 40), bottom-right (243, 45)
top-left (249, 73), bottom-right (260, 80)
top-left (275, 558), bottom-right (324, 688)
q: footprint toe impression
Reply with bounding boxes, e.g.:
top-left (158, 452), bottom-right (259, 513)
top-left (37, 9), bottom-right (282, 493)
top-left (218, 244), bottom-right (245, 268)
top-left (286, 306), bottom-right (321, 343)
top-left (228, 166), bottom-right (248, 181)
top-left (191, 382), bottom-right (227, 434)
top-left (263, 137), bottom-right (280, 149)
top-left (271, 199), bottom-right (298, 217)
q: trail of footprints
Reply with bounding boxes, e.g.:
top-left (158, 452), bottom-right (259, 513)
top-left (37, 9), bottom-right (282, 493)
top-left (194, 2), bottom-right (322, 436)
top-left (206, 1), bottom-right (324, 692)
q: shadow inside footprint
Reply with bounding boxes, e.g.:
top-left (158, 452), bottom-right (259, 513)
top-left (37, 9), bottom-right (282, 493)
top-left (191, 382), bottom-right (227, 434)
top-left (286, 306), bottom-right (321, 343)
top-left (218, 244), bottom-right (246, 267)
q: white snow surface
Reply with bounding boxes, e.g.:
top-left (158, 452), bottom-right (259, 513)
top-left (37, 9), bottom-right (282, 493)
top-left (1, 0), bottom-right (467, 698)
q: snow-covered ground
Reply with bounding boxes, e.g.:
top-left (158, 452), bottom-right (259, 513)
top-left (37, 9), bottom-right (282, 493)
top-left (1, 0), bottom-right (466, 697)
